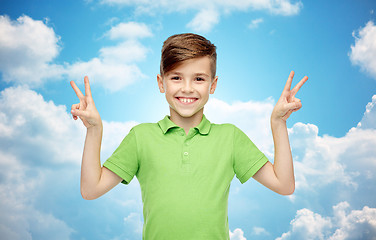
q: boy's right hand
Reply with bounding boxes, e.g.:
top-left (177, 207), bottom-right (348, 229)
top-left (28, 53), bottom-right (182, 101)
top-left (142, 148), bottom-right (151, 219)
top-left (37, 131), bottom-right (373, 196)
top-left (70, 76), bottom-right (102, 129)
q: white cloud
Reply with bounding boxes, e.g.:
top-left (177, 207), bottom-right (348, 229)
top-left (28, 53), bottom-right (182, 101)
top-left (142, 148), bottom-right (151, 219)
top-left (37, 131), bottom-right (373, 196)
top-left (99, 40), bottom-right (149, 63)
top-left (123, 212), bottom-right (143, 234)
top-left (107, 21), bottom-right (152, 40)
top-left (99, 0), bottom-right (302, 32)
top-left (66, 22), bottom-right (152, 92)
top-left (0, 85), bottom-right (138, 165)
top-left (0, 150), bottom-right (75, 240)
top-left (100, 0), bottom-right (302, 15)
top-left (0, 15), bottom-right (64, 86)
top-left (0, 86), bottom-right (139, 238)
top-left (277, 208), bottom-right (332, 240)
top-left (278, 202), bottom-right (376, 240)
top-left (349, 21), bottom-right (376, 79)
top-left (267, 0), bottom-right (302, 15)
top-left (102, 120), bottom-right (139, 161)
top-left (248, 18), bottom-right (263, 29)
top-left (205, 97), bottom-right (275, 157)
top-left (357, 95), bottom-right (376, 129)
top-left (330, 202), bottom-right (376, 239)
top-left (252, 226), bottom-right (270, 236)
top-left (287, 94), bottom-right (376, 192)
top-left (186, 8), bottom-right (220, 33)
top-left (0, 85), bottom-right (84, 165)
top-left (0, 15), bottom-right (151, 92)
top-left (290, 123), bottom-right (376, 191)
top-left (66, 58), bottom-right (145, 92)
top-left (289, 123), bottom-right (355, 189)
top-left (230, 228), bottom-right (247, 240)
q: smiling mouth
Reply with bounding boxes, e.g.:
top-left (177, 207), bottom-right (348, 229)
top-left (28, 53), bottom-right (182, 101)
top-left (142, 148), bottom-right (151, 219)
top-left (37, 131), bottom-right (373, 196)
top-left (176, 97), bottom-right (198, 104)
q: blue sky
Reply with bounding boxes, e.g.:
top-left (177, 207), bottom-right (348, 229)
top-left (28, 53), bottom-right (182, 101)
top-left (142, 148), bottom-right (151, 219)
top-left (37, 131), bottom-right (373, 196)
top-left (1, 0), bottom-right (376, 239)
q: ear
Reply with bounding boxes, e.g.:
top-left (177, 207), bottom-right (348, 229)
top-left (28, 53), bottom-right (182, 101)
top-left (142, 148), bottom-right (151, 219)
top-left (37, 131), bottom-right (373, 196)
top-left (157, 74), bottom-right (165, 93)
top-left (210, 76), bottom-right (218, 94)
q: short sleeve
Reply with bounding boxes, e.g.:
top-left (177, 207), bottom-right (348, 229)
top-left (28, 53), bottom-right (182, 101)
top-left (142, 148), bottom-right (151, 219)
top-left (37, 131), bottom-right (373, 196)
top-left (103, 127), bottom-right (139, 185)
top-left (233, 125), bottom-right (269, 184)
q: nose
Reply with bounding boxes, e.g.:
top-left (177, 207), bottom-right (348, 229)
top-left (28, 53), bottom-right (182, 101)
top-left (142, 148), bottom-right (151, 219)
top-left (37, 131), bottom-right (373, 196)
top-left (181, 79), bottom-right (194, 93)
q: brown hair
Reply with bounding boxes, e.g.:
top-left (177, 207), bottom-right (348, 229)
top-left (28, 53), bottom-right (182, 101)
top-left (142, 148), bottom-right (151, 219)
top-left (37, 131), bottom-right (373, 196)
top-left (160, 33), bottom-right (217, 79)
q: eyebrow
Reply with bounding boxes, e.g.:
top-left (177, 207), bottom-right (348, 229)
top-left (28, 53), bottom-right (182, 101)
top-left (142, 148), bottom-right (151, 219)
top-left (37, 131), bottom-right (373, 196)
top-left (169, 72), bottom-right (210, 77)
top-left (169, 72), bottom-right (181, 76)
top-left (195, 73), bottom-right (210, 77)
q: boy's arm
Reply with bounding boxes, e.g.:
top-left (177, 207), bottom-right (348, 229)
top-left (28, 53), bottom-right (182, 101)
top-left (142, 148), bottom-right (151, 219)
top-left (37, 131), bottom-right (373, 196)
top-left (253, 71), bottom-right (308, 195)
top-left (71, 77), bottom-right (122, 200)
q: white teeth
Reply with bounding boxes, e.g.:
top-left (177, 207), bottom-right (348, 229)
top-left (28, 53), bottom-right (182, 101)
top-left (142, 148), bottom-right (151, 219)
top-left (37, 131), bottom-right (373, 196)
top-left (179, 98), bottom-right (195, 103)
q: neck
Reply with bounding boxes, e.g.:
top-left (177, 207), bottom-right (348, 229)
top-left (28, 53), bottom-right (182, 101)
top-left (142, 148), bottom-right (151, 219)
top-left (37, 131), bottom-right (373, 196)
top-left (169, 108), bottom-right (204, 134)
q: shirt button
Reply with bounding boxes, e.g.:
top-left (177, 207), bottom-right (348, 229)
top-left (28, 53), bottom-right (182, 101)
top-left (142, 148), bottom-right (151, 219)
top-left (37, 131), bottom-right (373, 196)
top-left (183, 152), bottom-right (189, 156)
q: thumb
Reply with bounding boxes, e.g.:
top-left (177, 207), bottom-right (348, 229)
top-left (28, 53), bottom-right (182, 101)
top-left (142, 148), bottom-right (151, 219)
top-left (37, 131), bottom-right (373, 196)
top-left (71, 109), bottom-right (88, 119)
top-left (286, 101), bottom-right (302, 111)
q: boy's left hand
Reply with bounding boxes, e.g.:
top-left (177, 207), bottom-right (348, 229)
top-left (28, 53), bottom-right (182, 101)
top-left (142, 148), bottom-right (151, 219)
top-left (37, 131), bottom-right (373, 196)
top-left (271, 71), bottom-right (308, 122)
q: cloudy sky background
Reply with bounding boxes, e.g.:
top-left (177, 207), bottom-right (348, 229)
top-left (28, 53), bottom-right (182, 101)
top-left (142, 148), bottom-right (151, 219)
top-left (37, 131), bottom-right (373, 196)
top-left (1, 0), bottom-right (376, 239)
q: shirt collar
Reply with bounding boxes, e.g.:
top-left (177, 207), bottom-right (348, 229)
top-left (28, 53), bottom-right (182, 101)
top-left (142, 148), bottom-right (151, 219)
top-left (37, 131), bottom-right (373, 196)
top-left (158, 114), bottom-right (211, 135)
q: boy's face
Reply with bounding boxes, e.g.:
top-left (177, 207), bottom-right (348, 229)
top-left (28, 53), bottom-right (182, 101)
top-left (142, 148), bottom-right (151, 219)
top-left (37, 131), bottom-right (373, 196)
top-left (157, 56), bottom-right (218, 120)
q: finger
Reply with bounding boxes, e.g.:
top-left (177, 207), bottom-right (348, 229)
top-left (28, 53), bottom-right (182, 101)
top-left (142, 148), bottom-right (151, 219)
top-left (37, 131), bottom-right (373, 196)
top-left (84, 76), bottom-right (92, 98)
top-left (71, 103), bottom-right (80, 110)
top-left (70, 81), bottom-right (84, 99)
top-left (291, 76), bottom-right (308, 97)
top-left (71, 111), bottom-right (78, 120)
top-left (286, 101), bottom-right (302, 111)
top-left (283, 71), bottom-right (295, 91)
top-left (71, 108), bottom-right (88, 119)
top-left (71, 103), bottom-right (80, 120)
top-left (291, 103), bottom-right (302, 112)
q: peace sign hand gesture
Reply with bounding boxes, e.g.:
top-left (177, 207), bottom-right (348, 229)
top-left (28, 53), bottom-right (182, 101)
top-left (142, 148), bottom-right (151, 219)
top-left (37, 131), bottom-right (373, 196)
top-left (70, 76), bottom-right (102, 129)
top-left (271, 71), bottom-right (308, 122)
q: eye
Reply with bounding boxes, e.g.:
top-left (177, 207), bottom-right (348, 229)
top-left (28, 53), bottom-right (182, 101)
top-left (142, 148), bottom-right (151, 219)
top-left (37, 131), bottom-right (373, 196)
top-left (195, 77), bottom-right (205, 81)
top-left (171, 76), bottom-right (180, 80)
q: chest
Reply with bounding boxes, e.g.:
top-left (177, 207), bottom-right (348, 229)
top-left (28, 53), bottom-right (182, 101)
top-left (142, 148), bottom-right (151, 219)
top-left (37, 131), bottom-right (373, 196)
top-left (135, 129), bottom-right (236, 208)
top-left (145, 132), bottom-right (231, 166)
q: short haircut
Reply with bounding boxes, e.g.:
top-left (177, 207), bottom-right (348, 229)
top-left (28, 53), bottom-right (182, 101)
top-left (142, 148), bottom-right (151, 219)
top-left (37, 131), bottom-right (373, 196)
top-left (160, 33), bottom-right (217, 79)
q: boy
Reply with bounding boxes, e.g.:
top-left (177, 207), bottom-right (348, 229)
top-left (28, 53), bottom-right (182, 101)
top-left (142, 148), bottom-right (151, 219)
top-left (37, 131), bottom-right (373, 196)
top-left (70, 33), bottom-right (307, 239)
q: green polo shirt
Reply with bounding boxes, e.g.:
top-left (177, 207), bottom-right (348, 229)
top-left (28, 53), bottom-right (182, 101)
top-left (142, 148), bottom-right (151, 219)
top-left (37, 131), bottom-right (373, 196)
top-left (103, 114), bottom-right (269, 240)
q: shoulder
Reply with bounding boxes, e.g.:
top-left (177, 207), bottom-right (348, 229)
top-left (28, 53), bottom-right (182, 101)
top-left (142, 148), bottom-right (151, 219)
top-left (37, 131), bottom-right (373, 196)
top-left (209, 122), bottom-right (238, 137)
top-left (129, 122), bottom-right (162, 139)
top-left (210, 122), bottom-right (249, 140)
top-left (132, 122), bottom-right (157, 130)
top-left (131, 122), bottom-right (159, 133)
top-left (211, 122), bottom-right (238, 131)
